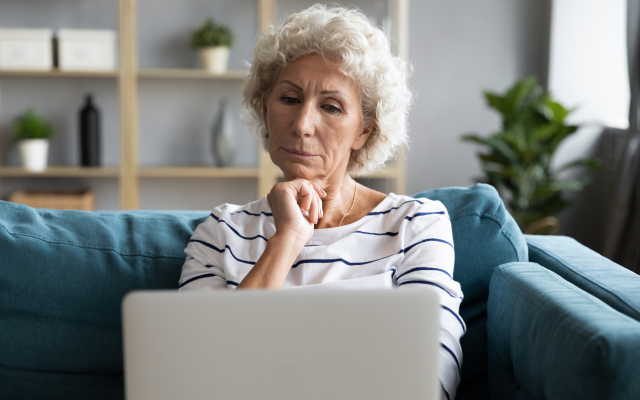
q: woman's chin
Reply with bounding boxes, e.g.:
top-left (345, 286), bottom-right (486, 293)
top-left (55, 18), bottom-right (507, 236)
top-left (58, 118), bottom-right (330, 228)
top-left (277, 161), bottom-right (318, 181)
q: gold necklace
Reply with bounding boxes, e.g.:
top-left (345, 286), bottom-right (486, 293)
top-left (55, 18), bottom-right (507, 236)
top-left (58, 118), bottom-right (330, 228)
top-left (338, 181), bottom-right (358, 227)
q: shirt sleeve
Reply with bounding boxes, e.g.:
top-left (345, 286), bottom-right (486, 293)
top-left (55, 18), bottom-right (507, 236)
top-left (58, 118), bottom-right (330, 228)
top-left (179, 210), bottom-right (228, 291)
top-left (395, 200), bottom-right (464, 400)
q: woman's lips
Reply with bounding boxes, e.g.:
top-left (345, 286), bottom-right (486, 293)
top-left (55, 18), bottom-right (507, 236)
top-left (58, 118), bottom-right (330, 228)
top-left (282, 148), bottom-right (319, 158)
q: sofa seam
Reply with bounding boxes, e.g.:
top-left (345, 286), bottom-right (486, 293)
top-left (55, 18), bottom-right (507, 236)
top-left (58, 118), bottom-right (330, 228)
top-left (0, 363), bottom-right (123, 379)
top-left (2, 205), bottom-right (201, 224)
top-left (0, 224), bottom-right (185, 260)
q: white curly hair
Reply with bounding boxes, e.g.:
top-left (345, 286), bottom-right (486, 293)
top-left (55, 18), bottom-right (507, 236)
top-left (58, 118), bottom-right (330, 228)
top-left (242, 3), bottom-right (412, 175)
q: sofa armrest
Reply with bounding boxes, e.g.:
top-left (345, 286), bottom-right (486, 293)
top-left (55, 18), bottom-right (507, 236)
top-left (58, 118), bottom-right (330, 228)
top-left (525, 235), bottom-right (640, 322)
top-left (487, 262), bottom-right (640, 400)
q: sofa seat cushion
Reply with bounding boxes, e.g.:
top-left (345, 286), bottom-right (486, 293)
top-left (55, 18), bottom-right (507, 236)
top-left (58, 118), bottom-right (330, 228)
top-left (488, 262), bottom-right (640, 400)
top-left (0, 201), bottom-right (207, 399)
top-left (413, 184), bottom-right (528, 400)
top-left (526, 235), bottom-right (640, 322)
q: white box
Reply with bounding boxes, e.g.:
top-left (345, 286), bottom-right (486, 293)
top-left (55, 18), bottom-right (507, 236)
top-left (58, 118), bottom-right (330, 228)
top-left (58, 29), bottom-right (117, 71)
top-left (0, 29), bottom-right (53, 71)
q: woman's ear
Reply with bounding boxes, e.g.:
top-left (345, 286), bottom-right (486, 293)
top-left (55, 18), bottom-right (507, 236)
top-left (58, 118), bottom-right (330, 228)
top-left (351, 122), bottom-right (373, 151)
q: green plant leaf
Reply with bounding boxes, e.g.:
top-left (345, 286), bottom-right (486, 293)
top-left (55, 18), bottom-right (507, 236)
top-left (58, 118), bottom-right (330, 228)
top-left (545, 99), bottom-right (570, 123)
top-left (192, 18), bottom-right (234, 48)
top-left (12, 109), bottom-right (53, 141)
top-left (483, 92), bottom-right (511, 117)
top-left (557, 157), bottom-right (603, 172)
top-left (461, 75), bottom-right (592, 224)
top-left (504, 76), bottom-right (538, 111)
top-left (478, 153), bottom-right (510, 166)
top-left (461, 134), bottom-right (488, 145)
top-left (485, 134), bottom-right (519, 164)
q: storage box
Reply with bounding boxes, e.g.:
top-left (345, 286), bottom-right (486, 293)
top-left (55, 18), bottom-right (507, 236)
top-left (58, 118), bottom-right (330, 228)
top-left (9, 190), bottom-right (95, 211)
top-left (57, 29), bottom-right (116, 71)
top-left (0, 29), bottom-right (53, 70)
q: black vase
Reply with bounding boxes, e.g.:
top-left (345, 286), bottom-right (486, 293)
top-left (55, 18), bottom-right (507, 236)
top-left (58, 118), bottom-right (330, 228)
top-left (79, 94), bottom-right (101, 166)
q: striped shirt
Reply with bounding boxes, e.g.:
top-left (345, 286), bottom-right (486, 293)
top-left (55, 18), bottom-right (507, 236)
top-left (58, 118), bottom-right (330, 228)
top-left (180, 193), bottom-right (464, 400)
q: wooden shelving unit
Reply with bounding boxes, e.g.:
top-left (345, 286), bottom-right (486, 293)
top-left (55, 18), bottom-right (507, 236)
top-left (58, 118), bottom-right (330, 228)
top-left (138, 167), bottom-right (260, 178)
top-left (0, 0), bottom-right (409, 209)
top-left (138, 69), bottom-right (248, 80)
top-left (0, 166), bottom-right (120, 178)
top-left (0, 69), bottom-right (119, 78)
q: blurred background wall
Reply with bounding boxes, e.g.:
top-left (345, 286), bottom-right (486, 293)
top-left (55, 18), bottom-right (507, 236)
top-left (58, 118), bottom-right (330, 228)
top-left (2, 0), bottom-right (625, 254)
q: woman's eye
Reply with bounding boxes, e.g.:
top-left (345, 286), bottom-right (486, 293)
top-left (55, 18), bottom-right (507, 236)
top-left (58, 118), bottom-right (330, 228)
top-left (323, 105), bottom-right (341, 114)
top-left (281, 96), bottom-right (299, 105)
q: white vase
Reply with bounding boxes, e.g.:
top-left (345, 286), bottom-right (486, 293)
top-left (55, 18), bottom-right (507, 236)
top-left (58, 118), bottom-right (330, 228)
top-left (19, 139), bottom-right (49, 172)
top-left (200, 46), bottom-right (230, 74)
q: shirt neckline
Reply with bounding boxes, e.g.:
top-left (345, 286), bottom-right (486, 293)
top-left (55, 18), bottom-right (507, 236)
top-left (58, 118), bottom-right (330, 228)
top-left (309, 192), bottom-right (398, 236)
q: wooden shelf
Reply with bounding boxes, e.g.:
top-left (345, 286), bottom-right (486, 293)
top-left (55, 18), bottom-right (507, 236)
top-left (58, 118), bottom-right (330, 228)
top-left (0, 166), bottom-right (120, 177)
top-left (138, 167), bottom-right (259, 178)
top-left (137, 69), bottom-right (249, 80)
top-left (0, 69), bottom-right (119, 78)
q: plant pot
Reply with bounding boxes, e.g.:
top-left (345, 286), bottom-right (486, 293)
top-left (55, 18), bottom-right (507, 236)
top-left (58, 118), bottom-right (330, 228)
top-left (199, 46), bottom-right (230, 74)
top-left (18, 139), bottom-right (49, 172)
top-left (524, 216), bottom-right (560, 235)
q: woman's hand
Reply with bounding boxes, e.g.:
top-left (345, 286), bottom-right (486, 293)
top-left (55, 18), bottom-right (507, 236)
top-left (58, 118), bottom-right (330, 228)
top-left (237, 179), bottom-right (325, 290)
top-left (267, 178), bottom-right (326, 249)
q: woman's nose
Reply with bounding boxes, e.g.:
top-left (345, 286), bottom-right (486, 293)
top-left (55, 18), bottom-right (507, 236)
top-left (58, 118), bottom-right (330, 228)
top-left (292, 102), bottom-right (317, 138)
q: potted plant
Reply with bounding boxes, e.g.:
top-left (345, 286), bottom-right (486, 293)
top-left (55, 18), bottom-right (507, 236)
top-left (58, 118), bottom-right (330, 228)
top-left (13, 109), bottom-right (54, 172)
top-left (191, 18), bottom-right (234, 74)
top-left (462, 76), bottom-right (602, 234)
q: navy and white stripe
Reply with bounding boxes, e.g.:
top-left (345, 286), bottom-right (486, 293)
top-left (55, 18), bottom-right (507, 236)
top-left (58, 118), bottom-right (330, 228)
top-left (180, 193), bottom-right (464, 400)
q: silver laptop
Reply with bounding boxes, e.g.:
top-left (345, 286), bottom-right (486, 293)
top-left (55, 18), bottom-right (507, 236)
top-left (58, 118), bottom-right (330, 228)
top-left (122, 289), bottom-right (441, 400)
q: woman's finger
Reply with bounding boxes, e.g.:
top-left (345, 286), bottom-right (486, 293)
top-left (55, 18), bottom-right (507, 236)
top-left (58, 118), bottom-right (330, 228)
top-left (311, 181), bottom-right (322, 222)
top-left (306, 181), bottom-right (318, 224)
top-left (308, 186), bottom-right (318, 224)
top-left (315, 185), bottom-right (323, 220)
top-left (306, 181), bottom-right (323, 222)
top-left (309, 180), bottom-right (327, 198)
top-left (298, 181), bottom-right (313, 212)
top-left (317, 188), bottom-right (323, 219)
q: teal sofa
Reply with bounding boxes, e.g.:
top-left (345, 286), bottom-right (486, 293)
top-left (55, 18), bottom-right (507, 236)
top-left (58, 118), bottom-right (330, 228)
top-left (1, 184), bottom-right (639, 400)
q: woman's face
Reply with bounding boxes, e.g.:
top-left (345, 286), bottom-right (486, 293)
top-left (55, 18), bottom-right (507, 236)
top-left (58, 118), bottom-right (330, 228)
top-left (263, 53), bottom-right (371, 183)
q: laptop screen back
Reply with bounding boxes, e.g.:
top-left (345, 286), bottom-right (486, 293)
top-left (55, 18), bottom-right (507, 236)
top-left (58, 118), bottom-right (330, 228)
top-left (122, 289), bottom-right (440, 400)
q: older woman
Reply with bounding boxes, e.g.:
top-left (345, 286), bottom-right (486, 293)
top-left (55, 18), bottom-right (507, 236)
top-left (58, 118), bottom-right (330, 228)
top-left (180, 5), bottom-right (464, 400)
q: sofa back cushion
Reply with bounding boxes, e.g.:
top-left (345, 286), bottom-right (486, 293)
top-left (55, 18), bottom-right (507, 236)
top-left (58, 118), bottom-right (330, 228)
top-left (0, 201), bottom-right (207, 399)
top-left (413, 184), bottom-right (527, 400)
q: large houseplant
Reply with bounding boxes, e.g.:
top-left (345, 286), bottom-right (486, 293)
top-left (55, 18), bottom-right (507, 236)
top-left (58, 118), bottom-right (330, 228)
top-left (191, 18), bottom-right (234, 74)
top-left (462, 77), bottom-right (601, 233)
top-left (13, 109), bottom-right (54, 172)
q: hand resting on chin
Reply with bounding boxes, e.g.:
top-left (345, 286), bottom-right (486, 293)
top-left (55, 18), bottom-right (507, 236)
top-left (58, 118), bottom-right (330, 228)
top-left (238, 179), bottom-right (325, 289)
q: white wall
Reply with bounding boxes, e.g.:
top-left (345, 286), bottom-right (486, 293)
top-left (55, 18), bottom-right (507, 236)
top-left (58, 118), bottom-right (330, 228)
top-left (548, 0), bottom-right (629, 173)
top-left (405, 0), bottom-right (551, 194)
top-left (549, 0), bottom-right (629, 130)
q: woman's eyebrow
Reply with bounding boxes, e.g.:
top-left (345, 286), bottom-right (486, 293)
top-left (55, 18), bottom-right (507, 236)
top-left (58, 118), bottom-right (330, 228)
top-left (278, 80), bottom-right (349, 100)
top-left (321, 89), bottom-right (349, 100)
top-left (278, 80), bottom-right (303, 90)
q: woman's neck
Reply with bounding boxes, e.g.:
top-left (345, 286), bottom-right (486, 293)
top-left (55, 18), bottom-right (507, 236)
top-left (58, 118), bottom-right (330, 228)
top-left (314, 174), bottom-right (357, 229)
